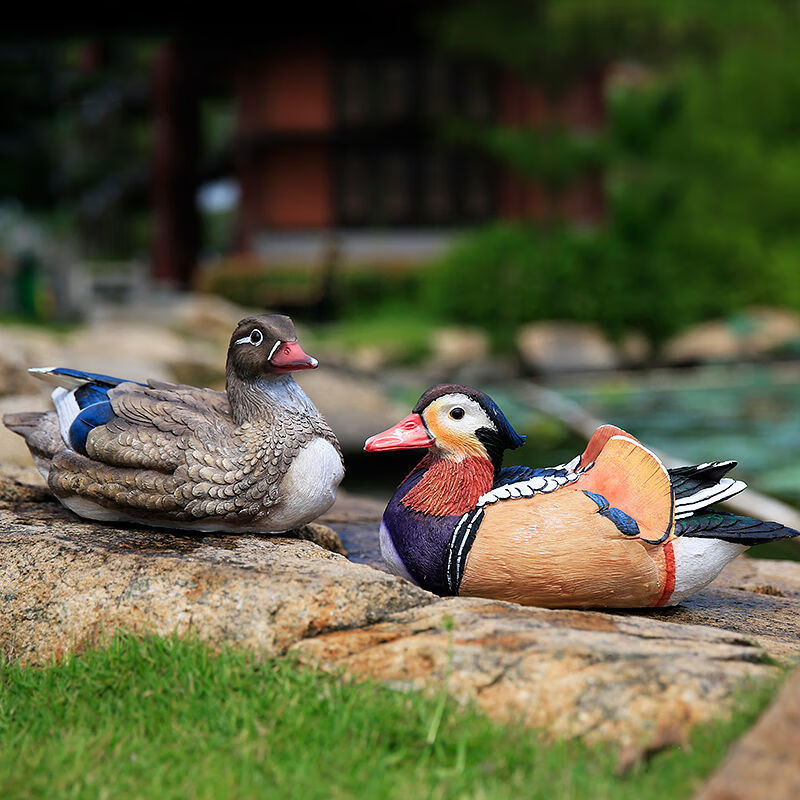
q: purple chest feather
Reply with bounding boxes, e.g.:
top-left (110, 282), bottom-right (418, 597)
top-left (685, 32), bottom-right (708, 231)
top-left (382, 469), bottom-right (461, 595)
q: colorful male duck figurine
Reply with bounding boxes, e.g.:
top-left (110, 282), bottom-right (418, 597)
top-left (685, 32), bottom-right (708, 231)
top-left (4, 314), bottom-right (344, 533)
top-left (365, 383), bottom-right (799, 608)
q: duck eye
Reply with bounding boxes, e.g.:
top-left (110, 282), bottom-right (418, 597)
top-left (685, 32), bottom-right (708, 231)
top-left (249, 329), bottom-right (263, 346)
top-left (449, 407), bottom-right (465, 420)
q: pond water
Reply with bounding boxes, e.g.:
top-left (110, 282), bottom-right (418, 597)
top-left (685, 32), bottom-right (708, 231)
top-left (541, 363), bottom-right (800, 508)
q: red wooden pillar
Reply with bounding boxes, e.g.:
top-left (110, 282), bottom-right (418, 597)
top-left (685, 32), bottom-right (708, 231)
top-left (234, 45), bottom-right (333, 251)
top-left (496, 69), bottom-right (605, 225)
top-left (152, 41), bottom-right (200, 286)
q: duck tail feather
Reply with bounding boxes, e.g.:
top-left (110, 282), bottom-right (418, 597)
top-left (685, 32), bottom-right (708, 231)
top-left (670, 460), bottom-right (739, 498)
top-left (3, 410), bottom-right (63, 460)
top-left (676, 511), bottom-right (799, 544)
top-left (28, 367), bottom-right (128, 391)
top-left (4, 411), bottom-right (48, 437)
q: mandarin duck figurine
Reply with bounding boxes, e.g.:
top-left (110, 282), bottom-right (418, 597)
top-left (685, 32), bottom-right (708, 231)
top-left (4, 314), bottom-right (344, 533)
top-left (365, 383), bottom-right (799, 608)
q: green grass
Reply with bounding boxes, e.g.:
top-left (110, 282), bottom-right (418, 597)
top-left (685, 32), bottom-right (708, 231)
top-left (0, 634), bottom-right (776, 800)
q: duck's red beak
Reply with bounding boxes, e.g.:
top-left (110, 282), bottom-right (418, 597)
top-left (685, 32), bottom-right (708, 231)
top-left (364, 413), bottom-right (434, 452)
top-left (270, 340), bottom-right (319, 373)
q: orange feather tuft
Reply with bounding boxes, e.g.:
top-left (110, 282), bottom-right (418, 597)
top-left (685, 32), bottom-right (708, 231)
top-left (574, 434), bottom-right (673, 544)
top-left (401, 456), bottom-right (494, 516)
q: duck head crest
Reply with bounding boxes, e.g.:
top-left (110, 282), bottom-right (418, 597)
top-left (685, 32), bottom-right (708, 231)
top-left (413, 384), bottom-right (526, 461)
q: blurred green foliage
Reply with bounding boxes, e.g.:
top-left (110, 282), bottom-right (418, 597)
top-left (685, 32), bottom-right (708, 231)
top-left (422, 0), bottom-right (800, 345)
top-left (199, 258), bottom-right (425, 319)
top-left (333, 268), bottom-right (424, 317)
top-left (0, 40), bottom-right (155, 260)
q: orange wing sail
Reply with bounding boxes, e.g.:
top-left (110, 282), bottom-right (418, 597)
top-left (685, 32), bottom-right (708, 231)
top-left (573, 428), bottom-right (674, 545)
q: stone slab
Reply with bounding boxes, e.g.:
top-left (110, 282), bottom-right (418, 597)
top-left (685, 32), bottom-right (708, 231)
top-left (0, 491), bottom-right (431, 664)
top-left (1, 466), bottom-right (800, 754)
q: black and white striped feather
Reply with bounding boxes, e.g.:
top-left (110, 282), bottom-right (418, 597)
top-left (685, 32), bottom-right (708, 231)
top-left (669, 461), bottom-right (747, 520)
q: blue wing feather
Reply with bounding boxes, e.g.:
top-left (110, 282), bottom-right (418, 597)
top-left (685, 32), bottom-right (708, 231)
top-left (42, 368), bottom-right (144, 453)
top-left (74, 382), bottom-right (115, 408)
top-left (68, 400), bottom-right (117, 454)
top-left (48, 367), bottom-right (135, 388)
top-left (493, 465), bottom-right (569, 488)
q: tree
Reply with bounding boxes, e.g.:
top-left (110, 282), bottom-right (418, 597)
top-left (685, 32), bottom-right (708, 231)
top-left (426, 0), bottom-right (800, 344)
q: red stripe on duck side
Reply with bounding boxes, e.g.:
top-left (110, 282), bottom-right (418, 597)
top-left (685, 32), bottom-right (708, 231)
top-left (654, 540), bottom-right (676, 607)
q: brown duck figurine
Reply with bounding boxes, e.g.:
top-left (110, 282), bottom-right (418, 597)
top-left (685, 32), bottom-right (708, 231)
top-left (4, 314), bottom-right (344, 533)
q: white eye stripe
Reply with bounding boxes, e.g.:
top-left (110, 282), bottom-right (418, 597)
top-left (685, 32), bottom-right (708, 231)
top-left (235, 329), bottom-right (266, 346)
top-left (267, 340), bottom-right (281, 359)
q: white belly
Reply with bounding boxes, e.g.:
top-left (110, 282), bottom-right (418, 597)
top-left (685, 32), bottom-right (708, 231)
top-left (268, 438), bottom-right (345, 531)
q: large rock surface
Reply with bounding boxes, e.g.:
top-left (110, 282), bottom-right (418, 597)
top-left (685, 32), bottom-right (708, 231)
top-left (293, 597), bottom-right (775, 749)
top-left (1, 466), bottom-right (799, 756)
top-left (0, 471), bottom-right (430, 663)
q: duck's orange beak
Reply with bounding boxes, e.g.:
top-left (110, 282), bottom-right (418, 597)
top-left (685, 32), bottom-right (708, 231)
top-left (364, 413), bottom-right (434, 452)
top-left (270, 340), bottom-right (319, 373)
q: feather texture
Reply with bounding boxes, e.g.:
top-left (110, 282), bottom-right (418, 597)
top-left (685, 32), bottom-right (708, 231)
top-left (675, 511), bottom-right (799, 544)
top-left (45, 377), bottom-right (341, 524)
top-left (373, 384), bottom-right (799, 609)
top-left (8, 315), bottom-right (344, 532)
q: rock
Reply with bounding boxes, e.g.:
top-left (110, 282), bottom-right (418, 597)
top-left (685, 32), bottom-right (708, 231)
top-left (0, 471), bottom-right (431, 665)
top-left (347, 345), bottom-right (393, 373)
top-left (292, 597), bottom-right (776, 751)
top-left (63, 322), bottom-right (192, 382)
top-left (431, 327), bottom-right (490, 367)
top-left (170, 293), bottom-right (255, 349)
top-left (0, 394), bottom-right (51, 466)
top-left (0, 326), bottom-right (64, 383)
top-left (655, 557), bottom-right (800, 664)
top-left (2, 464), bottom-right (800, 753)
top-left (739, 307), bottom-right (800, 356)
top-left (693, 667), bottom-right (800, 800)
top-left (516, 322), bottom-right (618, 373)
top-left (0, 316), bottom-right (213, 391)
top-left (0, 463), bottom-right (48, 503)
top-left (319, 490), bottom-right (387, 567)
top-left (425, 326), bottom-right (515, 384)
top-left (663, 308), bottom-right (800, 365)
top-left (294, 369), bottom-right (407, 453)
top-left (619, 330), bottom-right (651, 368)
top-left (663, 321), bottom-right (741, 365)
top-left (338, 341), bottom-right (430, 373)
top-left (165, 358), bottom-right (225, 391)
top-left (293, 521), bottom-right (348, 557)
top-left (0, 335), bottom-right (38, 397)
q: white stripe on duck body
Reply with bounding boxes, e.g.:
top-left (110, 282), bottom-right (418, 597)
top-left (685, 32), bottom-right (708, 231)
top-left (365, 383), bottom-right (799, 608)
top-left (4, 314), bottom-right (344, 533)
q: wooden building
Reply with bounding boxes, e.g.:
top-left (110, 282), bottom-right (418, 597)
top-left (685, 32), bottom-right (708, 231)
top-left (151, 7), bottom-right (605, 285)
